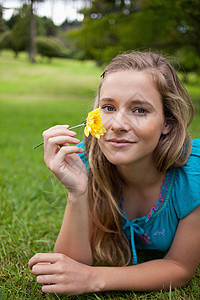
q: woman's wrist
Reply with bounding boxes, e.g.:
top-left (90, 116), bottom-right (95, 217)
top-left (67, 188), bottom-right (88, 203)
top-left (86, 266), bottom-right (106, 294)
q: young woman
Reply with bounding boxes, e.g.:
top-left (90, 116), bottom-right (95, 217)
top-left (28, 51), bottom-right (200, 295)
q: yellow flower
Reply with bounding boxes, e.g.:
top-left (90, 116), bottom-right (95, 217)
top-left (33, 107), bottom-right (106, 149)
top-left (84, 107), bottom-right (106, 139)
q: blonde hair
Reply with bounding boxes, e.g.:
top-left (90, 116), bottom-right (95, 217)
top-left (85, 51), bottom-right (194, 266)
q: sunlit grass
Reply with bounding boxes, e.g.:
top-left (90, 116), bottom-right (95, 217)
top-left (0, 50), bottom-right (102, 99)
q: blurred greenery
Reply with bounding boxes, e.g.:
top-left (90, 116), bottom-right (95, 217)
top-left (65, 0), bottom-right (200, 68)
top-left (0, 0), bottom-right (200, 70)
top-left (0, 50), bottom-right (102, 99)
top-left (36, 36), bottom-right (70, 60)
top-left (0, 50), bottom-right (200, 299)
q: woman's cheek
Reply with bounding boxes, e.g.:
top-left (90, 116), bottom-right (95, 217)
top-left (101, 114), bottom-right (111, 130)
top-left (139, 121), bottom-right (164, 141)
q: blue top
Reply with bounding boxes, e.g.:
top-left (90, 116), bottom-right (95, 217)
top-left (77, 139), bottom-right (200, 264)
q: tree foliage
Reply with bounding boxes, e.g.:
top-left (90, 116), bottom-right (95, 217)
top-left (1, 0), bottom-right (199, 71)
top-left (0, 2), bottom-right (61, 60)
top-left (65, 0), bottom-right (200, 71)
top-left (0, 4), bottom-right (8, 33)
top-left (36, 36), bottom-right (70, 59)
top-left (9, 4), bottom-right (31, 57)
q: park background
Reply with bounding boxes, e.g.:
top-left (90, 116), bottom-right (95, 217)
top-left (0, 0), bottom-right (200, 299)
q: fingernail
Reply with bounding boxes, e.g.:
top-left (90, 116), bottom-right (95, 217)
top-left (74, 138), bottom-right (80, 143)
top-left (68, 130), bottom-right (77, 136)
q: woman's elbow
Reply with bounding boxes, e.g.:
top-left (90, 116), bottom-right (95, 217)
top-left (170, 267), bottom-right (194, 289)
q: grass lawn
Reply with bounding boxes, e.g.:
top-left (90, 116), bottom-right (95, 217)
top-left (0, 51), bottom-right (200, 300)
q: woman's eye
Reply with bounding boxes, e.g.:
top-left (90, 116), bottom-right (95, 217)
top-left (134, 108), bottom-right (147, 114)
top-left (102, 105), bottom-right (115, 112)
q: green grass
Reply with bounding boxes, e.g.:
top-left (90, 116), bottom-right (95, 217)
top-left (0, 50), bottom-right (200, 299)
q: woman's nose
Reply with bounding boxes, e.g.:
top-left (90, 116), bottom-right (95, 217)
top-left (110, 110), bottom-right (130, 132)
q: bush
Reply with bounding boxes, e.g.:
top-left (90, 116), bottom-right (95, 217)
top-left (176, 45), bottom-right (200, 74)
top-left (0, 30), bottom-right (12, 50)
top-left (36, 36), bottom-right (71, 59)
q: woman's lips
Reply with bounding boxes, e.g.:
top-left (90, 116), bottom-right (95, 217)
top-left (106, 139), bottom-right (135, 148)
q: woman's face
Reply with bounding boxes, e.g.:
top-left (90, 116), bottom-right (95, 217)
top-left (98, 70), bottom-right (170, 168)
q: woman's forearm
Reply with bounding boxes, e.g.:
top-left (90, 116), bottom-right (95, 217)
top-left (54, 190), bottom-right (93, 265)
top-left (91, 259), bottom-right (191, 292)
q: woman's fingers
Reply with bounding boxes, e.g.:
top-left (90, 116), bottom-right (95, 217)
top-left (48, 136), bottom-right (80, 147)
top-left (43, 127), bottom-right (82, 165)
top-left (28, 253), bottom-right (66, 269)
top-left (55, 146), bottom-right (84, 163)
top-left (29, 253), bottom-right (92, 295)
top-left (32, 263), bottom-right (56, 276)
top-left (41, 124), bottom-right (87, 192)
top-left (36, 274), bottom-right (57, 285)
top-left (43, 126), bottom-right (77, 147)
top-left (41, 284), bottom-right (58, 294)
top-left (43, 125), bottom-right (76, 142)
top-left (45, 136), bottom-right (80, 158)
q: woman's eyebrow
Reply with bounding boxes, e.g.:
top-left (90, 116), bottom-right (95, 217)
top-left (129, 99), bottom-right (154, 109)
top-left (100, 97), bottom-right (154, 109)
top-left (99, 97), bottom-right (115, 103)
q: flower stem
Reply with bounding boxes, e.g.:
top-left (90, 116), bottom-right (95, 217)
top-left (69, 123), bottom-right (85, 130)
top-left (33, 122), bottom-right (85, 150)
top-left (33, 142), bottom-right (44, 150)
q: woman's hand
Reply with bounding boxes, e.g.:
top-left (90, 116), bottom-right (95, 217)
top-left (42, 125), bottom-right (88, 196)
top-left (28, 253), bottom-right (98, 295)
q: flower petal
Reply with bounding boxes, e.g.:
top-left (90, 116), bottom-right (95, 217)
top-left (84, 107), bottom-right (106, 139)
top-left (84, 126), bottom-right (89, 137)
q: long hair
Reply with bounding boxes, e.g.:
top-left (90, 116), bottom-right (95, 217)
top-left (85, 51), bottom-right (194, 266)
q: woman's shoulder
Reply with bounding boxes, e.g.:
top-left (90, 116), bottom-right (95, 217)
top-left (172, 138), bottom-right (200, 219)
top-left (180, 138), bottom-right (200, 175)
top-left (189, 138), bottom-right (200, 156)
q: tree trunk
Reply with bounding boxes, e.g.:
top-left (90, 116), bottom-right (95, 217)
top-left (29, 0), bottom-right (36, 63)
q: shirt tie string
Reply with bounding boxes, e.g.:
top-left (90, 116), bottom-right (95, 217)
top-left (123, 217), bottom-right (147, 264)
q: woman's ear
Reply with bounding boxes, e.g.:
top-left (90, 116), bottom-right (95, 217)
top-left (162, 120), bottom-right (173, 135)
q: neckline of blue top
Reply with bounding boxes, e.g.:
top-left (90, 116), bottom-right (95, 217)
top-left (121, 168), bottom-right (176, 264)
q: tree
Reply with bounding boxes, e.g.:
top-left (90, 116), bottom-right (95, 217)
top-left (36, 36), bottom-right (70, 60)
top-left (1, 0), bottom-right (44, 61)
top-left (64, 0), bottom-right (200, 70)
top-left (28, 0), bottom-right (47, 63)
top-left (14, 0), bottom-right (88, 63)
top-left (173, 0), bottom-right (200, 53)
top-left (10, 4), bottom-right (31, 57)
top-left (39, 16), bottom-right (58, 36)
top-left (1, 4), bottom-right (60, 56)
top-left (2, 0), bottom-right (90, 62)
top-left (0, 4), bottom-right (8, 33)
top-left (29, 0), bottom-right (37, 62)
